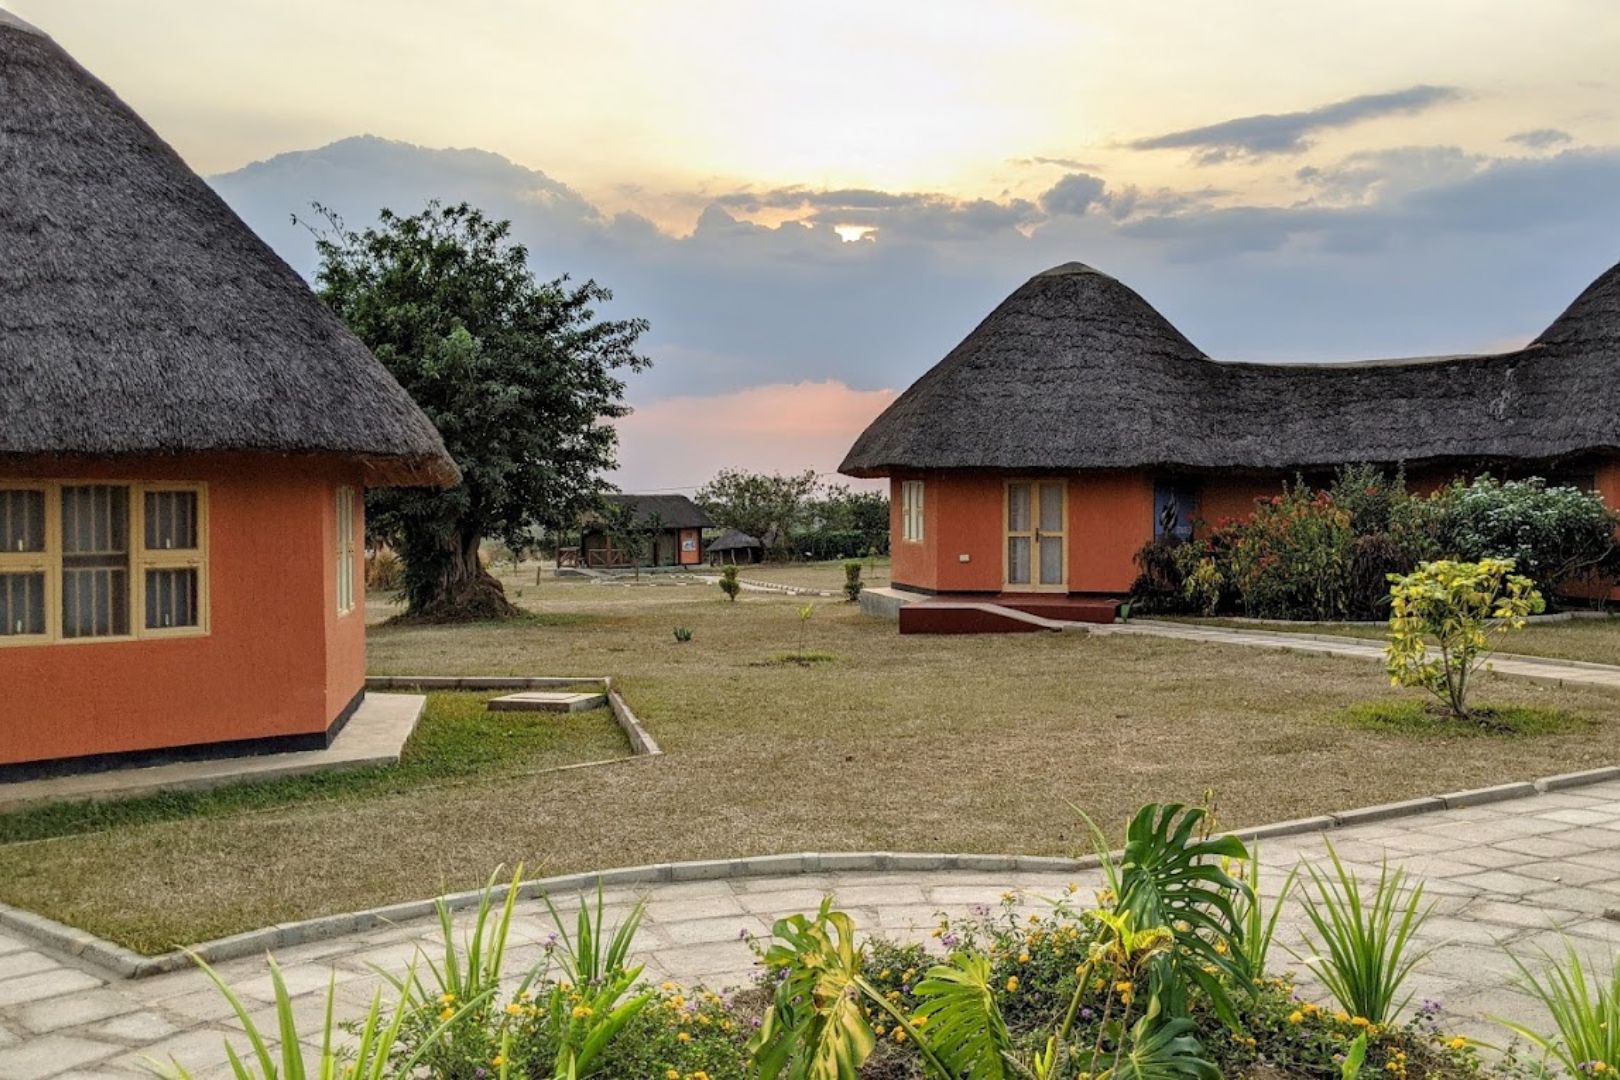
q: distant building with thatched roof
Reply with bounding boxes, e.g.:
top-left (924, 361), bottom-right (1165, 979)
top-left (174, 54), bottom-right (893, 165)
top-left (841, 260), bottom-right (1620, 612)
top-left (706, 529), bottom-right (764, 566)
top-left (0, 12), bottom-right (456, 775)
top-left (560, 494), bottom-right (714, 569)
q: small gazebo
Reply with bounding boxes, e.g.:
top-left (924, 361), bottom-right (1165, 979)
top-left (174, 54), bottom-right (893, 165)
top-left (707, 529), bottom-right (764, 566)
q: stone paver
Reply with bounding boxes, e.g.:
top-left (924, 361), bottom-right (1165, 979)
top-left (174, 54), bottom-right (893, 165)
top-left (5, 783), bottom-right (1620, 1075)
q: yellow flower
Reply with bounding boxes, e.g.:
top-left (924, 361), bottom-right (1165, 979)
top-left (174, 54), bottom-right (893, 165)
top-left (893, 1028), bottom-right (907, 1044)
top-left (1006, 976), bottom-right (1020, 993)
top-left (666, 1071), bottom-right (680, 1080)
top-left (1334, 1010), bottom-right (1351, 1024)
top-left (1214, 939), bottom-right (1229, 955)
top-left (491, 1054), bottom-right (506, 1068)
top-left (879, 969), bottom-right (891, 979)
top-left (661, 981), bottom-right (677, 992)
top-left (1018, 951), bottom-right (1031, 964)
top-left (874, 1025), bottom-right (887, 1037)
top-left (1351, 1015), bottom-right (1371, 1028)
top-left (571, 1004), bottom-right (594, 1020)
top-left (677, 1031), bottom-right (690, 1043)
top-left (1114, 981), bottom-right (1132, 994)
top-left (914, 1015), bottom-right (930, 1028)
top-left (505, 1003), bottom-right (523, 1017)
top-left (439, 992), bottom-right (456, 1005)
top-left (1288, 1011), bottom-right (1305, 1024)
top-left (439, 1007), bottom-right (455, 1022)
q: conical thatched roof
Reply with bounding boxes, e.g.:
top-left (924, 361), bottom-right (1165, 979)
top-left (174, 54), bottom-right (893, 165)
top-left (841, 260), bottom-right (1620, 478)
top-left (0, 13), bottom-right (457, 486)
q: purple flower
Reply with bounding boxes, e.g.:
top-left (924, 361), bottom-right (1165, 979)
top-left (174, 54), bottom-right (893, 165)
top-left (1420, 999), bottom-right (1442, 1015)
top-left (739, 928), bottom-right (751, 940)
top-left (941, 933), bottom-right (959, 947)
top-left (1080, 1007), bottom-right (1094, 1021)
top-left (751, 1017), bottom-right (763, 1028)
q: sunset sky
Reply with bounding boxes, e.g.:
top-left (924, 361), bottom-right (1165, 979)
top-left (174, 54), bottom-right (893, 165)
top-left (10, 1), bottom-right (1620, 491)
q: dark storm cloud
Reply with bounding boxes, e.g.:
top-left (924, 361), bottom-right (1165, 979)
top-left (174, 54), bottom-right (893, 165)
top-left (1128, 85), bottom-right (1464, 163)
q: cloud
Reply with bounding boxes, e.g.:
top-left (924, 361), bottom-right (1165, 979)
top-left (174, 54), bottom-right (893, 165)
top-left (210, 135), bottom-right (1620, 490)
top-left (611, 381), bottom-right (895, 492)
top-left (1507, 128), bottom-right (1574, 150)
top-left (1128, 85), bottom-right (1463, 163)
top-left (1040, 172), bottom-right (1108, 216)
top-left (1009, 155), bottom-right (1099, 171)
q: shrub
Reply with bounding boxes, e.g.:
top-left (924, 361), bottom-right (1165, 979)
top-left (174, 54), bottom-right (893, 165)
top-left (1294, 841), bottom-right (1434, 1026)
top-left (1503, 941), bottom-right (1620, 1079)
top-left (1431, 476), bottom-right (1619, 595)
top-left (1385, 558), bottom-right (1544, 722)
top-left (842, 560), bottom-right (863, 602)
top-left (673, 625), bottom-right (694, 643)
top-left (719, 564), bottom-right (742, 602)
top-left (367, 546), bottom-right (404, 592)
top-left (1129, 536), bottom-right (1193, 614)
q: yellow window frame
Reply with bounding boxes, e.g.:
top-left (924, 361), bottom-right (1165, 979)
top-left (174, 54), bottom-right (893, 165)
top-left (0, 480), bottom-right (210, 648)
top-left (336, 485), bottom-right (357, 616)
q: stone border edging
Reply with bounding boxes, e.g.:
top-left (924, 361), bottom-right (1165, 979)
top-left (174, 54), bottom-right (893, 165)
top-left (3, 762), bottom-right (1617, 980)
top-left (363, 675), bottom-right (662, 758)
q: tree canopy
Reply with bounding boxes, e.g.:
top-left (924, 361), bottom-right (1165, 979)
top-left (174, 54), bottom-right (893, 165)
top-left (311, 200), bottom-right (649, 618)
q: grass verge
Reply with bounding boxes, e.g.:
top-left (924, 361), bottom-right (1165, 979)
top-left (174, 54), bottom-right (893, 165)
top-left (1339, 698), bottom-right (1594, 737)
top-left (0, 692), bottom-right (631, 846)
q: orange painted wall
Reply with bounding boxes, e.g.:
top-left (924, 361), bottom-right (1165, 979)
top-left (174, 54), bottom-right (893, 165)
top-left (1, 454), bottom-right (365, 767)
top-left (1197, 478), bottom-right (1285, 532)
top-left (1599, 463), bottom-right (1620, 603)
top-left (1067, 472), bottom-right (1155, 593)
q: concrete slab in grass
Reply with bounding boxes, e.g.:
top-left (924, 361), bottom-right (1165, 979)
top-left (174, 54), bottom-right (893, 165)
top-left (487, 691), bottom-right (608, 714)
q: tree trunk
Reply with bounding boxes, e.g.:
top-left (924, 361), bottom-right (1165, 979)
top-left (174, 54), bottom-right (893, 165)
top-left (409, 525), bottom-right (521, 621)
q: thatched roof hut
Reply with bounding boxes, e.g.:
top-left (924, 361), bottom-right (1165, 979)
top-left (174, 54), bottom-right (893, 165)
top-left (596, 494), bottom-right (715, 530)
top-left (0, 11), bottom-right (457, 487)
top-left (841, 260), bottom-right (1620, 478)
top-left (707, 528), bottom-right (763, 553)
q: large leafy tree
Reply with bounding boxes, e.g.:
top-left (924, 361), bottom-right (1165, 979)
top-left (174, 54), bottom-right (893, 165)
top-left (694, 468), bottom-right (821, 558)
top-left (311, 201), bottom-right (649, 619)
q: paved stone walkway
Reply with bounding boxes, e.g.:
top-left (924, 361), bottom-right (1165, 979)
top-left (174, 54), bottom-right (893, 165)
top-left (1103, 621), bottom-right (1620, 690)
top-left (5, 783), bottom-right (1620, 1078)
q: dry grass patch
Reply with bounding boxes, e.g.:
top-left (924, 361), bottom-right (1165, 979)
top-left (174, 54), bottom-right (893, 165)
top-left (2, 573), bottom-right (1617, 954)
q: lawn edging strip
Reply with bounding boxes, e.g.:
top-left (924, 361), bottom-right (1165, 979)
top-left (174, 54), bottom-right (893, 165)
top-left (3, 762), bottom-right (1616, 979)
top-left (363, 675), bottom-right (662, 758)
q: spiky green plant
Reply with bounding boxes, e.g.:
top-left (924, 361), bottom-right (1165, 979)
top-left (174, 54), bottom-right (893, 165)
top-left (541, 880), bottom-right (647, 985)
top-left (154, 953), bottom-right (487, 1079)
top-left (1499, 940), bottom-right (1620, 1078)
top-left (1294, 841), bottom-right (1434, 1025)
top-left (1230, 844), bottom-right (1298, 985)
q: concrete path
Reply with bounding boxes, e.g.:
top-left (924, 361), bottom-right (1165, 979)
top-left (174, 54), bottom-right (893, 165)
top-left (1103, 620), bottom-right (1620, 690)
top-left (6, 783), bottom-right (1620, 1077)
top-left (0, 695), bottom-right (426, 813)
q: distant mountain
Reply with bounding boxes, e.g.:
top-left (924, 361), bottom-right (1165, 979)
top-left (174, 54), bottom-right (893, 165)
top-left (210, 135), bottom-right (608, 278)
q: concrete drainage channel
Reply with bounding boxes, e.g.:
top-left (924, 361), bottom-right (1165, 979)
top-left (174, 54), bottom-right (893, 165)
top-left (3, 760), bottom-right (1619, 979)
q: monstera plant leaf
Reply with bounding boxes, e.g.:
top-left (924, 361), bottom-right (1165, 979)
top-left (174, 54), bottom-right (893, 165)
top-left (912, 952), bottom-right (1014, 1080)
top-left (1109, 994), bottom-right (1220, 1080)
top-left (1104, 803), bottom-right (1254, 1024)
top-left (750, 901), bottom-right (875, 1080)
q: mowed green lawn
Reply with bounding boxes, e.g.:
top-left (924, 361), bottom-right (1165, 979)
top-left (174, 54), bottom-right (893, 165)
top-left (1144, 615), bottom-right (1620, 666)
top-left (3, 568), bottom-right (1619, 954)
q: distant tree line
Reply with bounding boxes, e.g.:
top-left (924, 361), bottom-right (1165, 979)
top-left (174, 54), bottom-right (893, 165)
top-left (694, 468), bottom-right (888, 561)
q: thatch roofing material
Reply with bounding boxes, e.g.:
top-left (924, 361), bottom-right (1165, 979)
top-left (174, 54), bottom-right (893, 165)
top-left (840, 261), bottom-right (1620, 478)
top-left (595, 494), bottom-right (715, 530)
top-left (707, 528), bottom-right (762, 552)
top-left (0, 15), bottom-right (457, 487)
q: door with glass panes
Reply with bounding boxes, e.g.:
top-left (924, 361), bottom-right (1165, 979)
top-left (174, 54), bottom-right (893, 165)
top-left (1003, 479), bottom-right (1067, 592)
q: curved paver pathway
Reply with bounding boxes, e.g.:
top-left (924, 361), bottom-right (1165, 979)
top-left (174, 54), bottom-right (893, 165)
top-left (1100, 621), bottom-right (1620, 690)
top-left (5, 782), bottom-right (1620, 1077)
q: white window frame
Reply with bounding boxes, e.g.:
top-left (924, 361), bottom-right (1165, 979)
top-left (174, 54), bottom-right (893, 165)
top-left (336, 486), bottom-right (358, 616)
top-left (901, 480), bottom-right (925, 543)
top-left (0, 480), bottom-right (209, 648)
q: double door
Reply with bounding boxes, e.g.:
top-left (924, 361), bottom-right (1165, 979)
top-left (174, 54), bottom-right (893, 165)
top-left (1004, 480), bottom-right (1067, 592)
